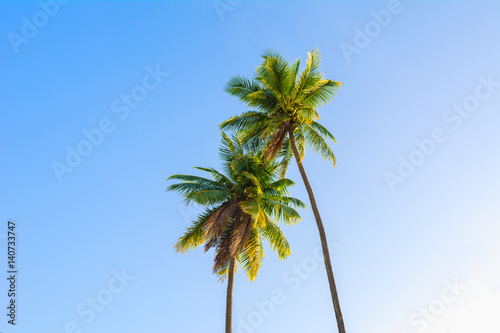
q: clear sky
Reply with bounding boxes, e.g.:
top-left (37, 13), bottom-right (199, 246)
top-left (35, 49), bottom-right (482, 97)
top-left (1, 1), bottom-right (499, 332)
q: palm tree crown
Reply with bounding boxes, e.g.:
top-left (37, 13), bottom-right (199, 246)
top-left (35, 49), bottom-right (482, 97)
top-left (220, 48), bottom-right (342, 176)
top-left (168, 133), bottom-right (305, 281)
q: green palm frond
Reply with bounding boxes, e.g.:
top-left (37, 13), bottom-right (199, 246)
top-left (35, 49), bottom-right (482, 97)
top-left (287, 58), bottom-right (301, 97)
top-left (310, 121), bottom-right (336, 144)
top-left (219, 111), bottom-right (265, 132)
top-left (260, 218), bottom-right (290, 260)
top-left (261, 198), bottom-right (301, 225)
top-left (267, 195), bottom-right (306, 210)
top-left (186, 187), bottom-right (233, 206)
top-left (246, 89), bottom-right (279, 112)
top-left (167, 182), bottom-right (231, 205)
top-left (303, 124), bottom-right (336, 166)
top-left (292, 49), bottom-right (323, 100)
top-left (238, 171), bottom-right (263, 197)
top-left (225, 75), bottom-right (262, 103)
top-left (193, 167), bottom-right (234, 186)
top-left (239, 227), bottom-right (264, 281)
top-left (300, 79), bottom-right (342, 108)
top-left (239, 199), bottom-right (267, 228)
top-left (167, 174), bottom-right (223, 187)
top-left (265, 178), bottom-right (295, 192)
top-left (257, 49), bottom-right (292, 103)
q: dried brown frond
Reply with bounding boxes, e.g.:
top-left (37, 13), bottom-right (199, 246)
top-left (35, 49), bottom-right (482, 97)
top-left (230, 214), bottom-right (253, 257)
top-left (264, 123), bottom-right (289, 161)
top-left (204, 201), bottom-right (236, 239)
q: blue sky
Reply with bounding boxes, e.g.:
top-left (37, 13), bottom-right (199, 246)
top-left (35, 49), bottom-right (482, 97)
top-left (1, 1), bottom-right (499, 332)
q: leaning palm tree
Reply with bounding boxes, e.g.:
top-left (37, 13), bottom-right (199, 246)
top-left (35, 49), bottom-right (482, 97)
top-left (220, 49), bottom-right (346, 332)
top-left (168, 133), bottom-right (305, 333)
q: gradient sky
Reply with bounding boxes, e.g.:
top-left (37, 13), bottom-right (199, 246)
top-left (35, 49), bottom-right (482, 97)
top-left (1, 1), bottom-right (499, 332)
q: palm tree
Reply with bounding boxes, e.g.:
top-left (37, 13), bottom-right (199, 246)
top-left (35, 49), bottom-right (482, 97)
top-left (220, 49), bottom-right (346, 332)
top-left (168, 133), bottom-right (305, 333)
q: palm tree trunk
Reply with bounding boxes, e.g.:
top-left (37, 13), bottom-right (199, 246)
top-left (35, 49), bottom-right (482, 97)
top-left (288, 129), bottom-right (346, 333)
top-left (225, 257), bottom-right (235, 333)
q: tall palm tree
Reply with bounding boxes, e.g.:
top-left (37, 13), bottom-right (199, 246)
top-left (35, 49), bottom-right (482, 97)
top-left (168, 133), bottom-right (305, 333)
top-left (220, 49), bottom-right (346, 332)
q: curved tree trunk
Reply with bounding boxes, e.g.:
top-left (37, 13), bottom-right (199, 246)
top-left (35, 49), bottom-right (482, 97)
top-left (225, 257), bottom-right (235, 333)
top-left (288, 129), bottom-right (346, 333)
